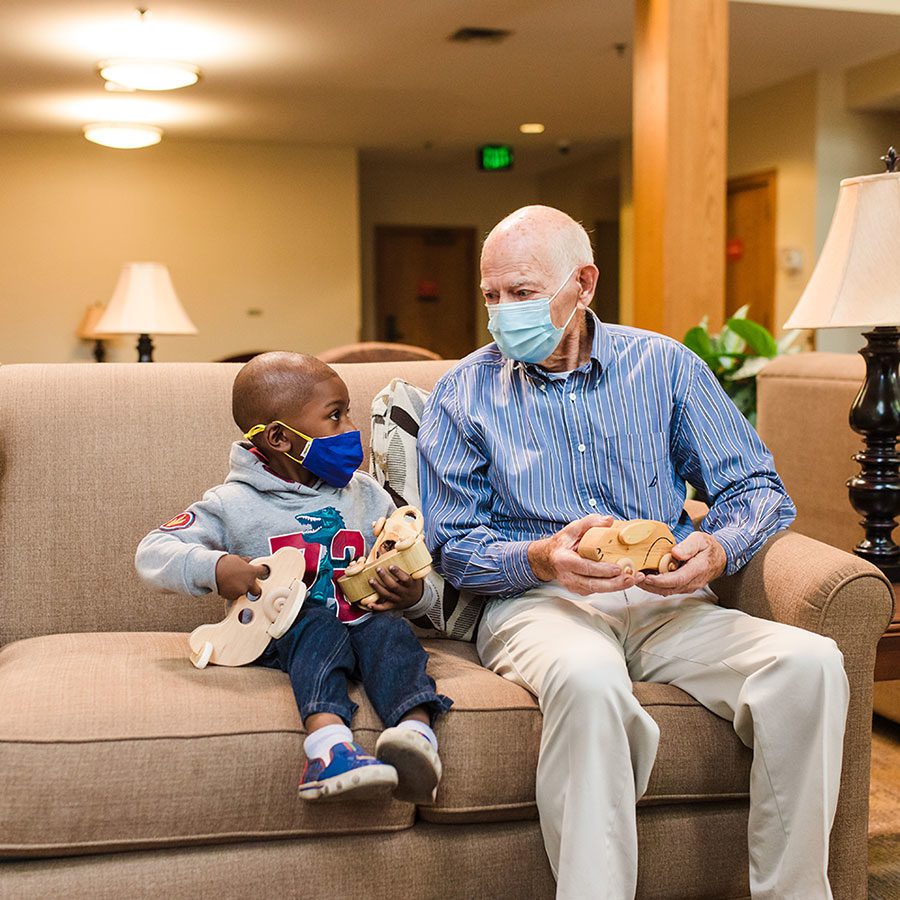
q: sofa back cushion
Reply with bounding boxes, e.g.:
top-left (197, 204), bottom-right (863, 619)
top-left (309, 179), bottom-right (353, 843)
top-left (757, 351), bottom-right (866, 553)
top-left (0, 360), bottom-right (453, 644)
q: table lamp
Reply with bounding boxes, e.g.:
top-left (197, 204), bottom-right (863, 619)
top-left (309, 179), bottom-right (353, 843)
top-left (94, 262), bottom-right (197, 362)
top-left (784, 148), bottom-right (900, 580)
top-left (76, 302), bottom-right (115, 362)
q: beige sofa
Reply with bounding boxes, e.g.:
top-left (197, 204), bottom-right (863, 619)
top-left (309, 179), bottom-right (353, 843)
top-left (758, 352), bottom-right (900, 723)
top-left (0, 361), bottom-right (893, 899)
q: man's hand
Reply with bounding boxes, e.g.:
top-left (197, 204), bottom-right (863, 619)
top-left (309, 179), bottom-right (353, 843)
top-left (363, 565), bottom-right (425, 612)
top-left (527, 515), bottom-right (644, 595)
top-left (640, 531), bottom-right (727, 597)
top-left (215, 554), bottom-right (269, 602)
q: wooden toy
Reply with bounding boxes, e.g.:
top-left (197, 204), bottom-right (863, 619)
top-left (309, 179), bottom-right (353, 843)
top-left (189, 546), bottom-right (307, 668)
top-left (577, 519), bottom-right (680, 575)
top-left (338, 506), bottom-right (432, 608)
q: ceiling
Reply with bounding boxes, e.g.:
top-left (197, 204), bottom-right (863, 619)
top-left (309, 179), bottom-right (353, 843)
top-left (0, 0), bottom-right (898, 163)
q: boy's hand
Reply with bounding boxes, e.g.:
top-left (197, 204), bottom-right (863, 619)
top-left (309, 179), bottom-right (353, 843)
top-left (215, 554), bottom-right (269, 602)
top-left (364, 565), bottom-right (424, 612)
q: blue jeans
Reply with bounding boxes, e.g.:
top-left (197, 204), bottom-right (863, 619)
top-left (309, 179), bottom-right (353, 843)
top-left (258, 605), bottom-right (452, 728)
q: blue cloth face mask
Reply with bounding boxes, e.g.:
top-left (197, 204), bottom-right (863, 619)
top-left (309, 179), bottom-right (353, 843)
top-left (486, 268), bottom-right (579, 364)
top-left (244, 421), bottom-right (364, 488)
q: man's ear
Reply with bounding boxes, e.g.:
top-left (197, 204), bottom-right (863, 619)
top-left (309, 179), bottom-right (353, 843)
top-left (576, 264), bottom-right (600, 308)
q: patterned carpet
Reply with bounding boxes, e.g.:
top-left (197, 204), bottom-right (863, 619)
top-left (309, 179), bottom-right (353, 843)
top-left (869, 715), bottom-right (900, 899)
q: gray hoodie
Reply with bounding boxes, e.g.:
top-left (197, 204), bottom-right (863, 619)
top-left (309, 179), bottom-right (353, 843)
top-left (135, 442), bottom-right (442, 628)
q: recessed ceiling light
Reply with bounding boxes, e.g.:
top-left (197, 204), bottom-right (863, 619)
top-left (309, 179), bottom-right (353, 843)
top-left (519, 123), bottom-right (545, 134)
top-left (83, 123), bottom-right (163, 149)
top-left (98, 59), bottom-right (200, 92)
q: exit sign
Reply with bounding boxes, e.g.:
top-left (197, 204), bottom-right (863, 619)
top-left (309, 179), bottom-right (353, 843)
top-left (479, 144), bottom-right (514, 171)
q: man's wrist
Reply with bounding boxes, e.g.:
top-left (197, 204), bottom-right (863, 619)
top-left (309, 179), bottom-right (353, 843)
top-left (527, 538), bottom-right (555, 583)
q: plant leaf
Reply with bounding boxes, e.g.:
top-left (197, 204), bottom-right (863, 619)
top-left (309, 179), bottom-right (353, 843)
top-left (726, 317), bottom-right (778, 357)
top-left (683, 326), bottom-right (716, 363)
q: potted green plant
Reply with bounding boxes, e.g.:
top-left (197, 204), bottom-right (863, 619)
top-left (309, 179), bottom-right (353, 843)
top-left (683, 305), bottom-right (802, 427)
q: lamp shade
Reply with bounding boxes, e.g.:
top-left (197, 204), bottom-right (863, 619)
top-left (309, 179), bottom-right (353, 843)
top-left (95, 263), bottom-right (197, 335)
top-left (784, 171), bottom-right (900, 329)
top-left (76, 302), bottom-right (115, 340)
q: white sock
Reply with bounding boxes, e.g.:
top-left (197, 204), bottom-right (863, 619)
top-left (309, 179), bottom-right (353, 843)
top-left (304, 723), bottom-right (353, 762)
top-left (396, 718), bottom-right (438, 750)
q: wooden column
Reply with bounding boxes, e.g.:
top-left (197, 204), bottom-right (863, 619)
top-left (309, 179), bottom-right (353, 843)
top-left (633, 0), bottom-right (728, 337)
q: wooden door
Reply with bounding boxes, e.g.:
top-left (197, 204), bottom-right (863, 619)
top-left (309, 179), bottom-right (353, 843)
top-left (374, 226), bottom-right (477, 360)
top-left (726, 171), bottom-right (776, 333)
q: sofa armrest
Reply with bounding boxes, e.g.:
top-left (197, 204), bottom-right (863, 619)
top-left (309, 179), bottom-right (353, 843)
top-left (712, 529), bottom-right (893, 654)
top-left (712, 528), bottom-right (892, 897)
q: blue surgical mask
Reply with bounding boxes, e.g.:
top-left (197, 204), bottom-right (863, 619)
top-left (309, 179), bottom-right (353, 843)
top-left (244, 421), bottom-right (364, 488)
top-left (486, 268), bottom-right (579, 364)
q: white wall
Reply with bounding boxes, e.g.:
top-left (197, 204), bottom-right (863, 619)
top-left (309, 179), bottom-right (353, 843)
top-left (0, 134), bottom-right (360, 363)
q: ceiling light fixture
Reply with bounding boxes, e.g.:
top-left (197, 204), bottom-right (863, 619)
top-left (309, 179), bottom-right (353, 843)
top-left (519, 123), bottom-right (545, 134)
top-left (98, 59), bottom-right (201, 91)
top-left (83, 123), bottom-right (163, 149)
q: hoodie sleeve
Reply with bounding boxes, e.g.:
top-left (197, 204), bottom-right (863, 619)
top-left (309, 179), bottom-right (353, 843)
top-left (135, 491), bottom-right (230, 597)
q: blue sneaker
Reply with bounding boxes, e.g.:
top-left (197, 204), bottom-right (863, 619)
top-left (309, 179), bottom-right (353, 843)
top-left (298, 741), bottom-right (398, 802)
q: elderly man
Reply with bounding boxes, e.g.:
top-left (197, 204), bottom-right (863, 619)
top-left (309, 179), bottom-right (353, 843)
top-left (418, 205), bottom-right (849, 899)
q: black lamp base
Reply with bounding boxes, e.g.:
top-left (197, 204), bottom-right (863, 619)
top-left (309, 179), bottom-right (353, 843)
top-left (136, 333), bottom-right (155, 363)
top-left (847, 325), bottom-right (900, 581)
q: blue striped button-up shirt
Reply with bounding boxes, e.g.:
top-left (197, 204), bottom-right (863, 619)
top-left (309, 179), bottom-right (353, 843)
top-left (418, 311), bottom-right (796, 599)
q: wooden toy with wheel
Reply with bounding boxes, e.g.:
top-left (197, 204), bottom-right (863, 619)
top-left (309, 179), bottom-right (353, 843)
top-left (337, 505), bottom-right (432, 608)
top-left (188, 546), bottom-right (307, 668)
top-left (577, 519), bottom-right (680, 575)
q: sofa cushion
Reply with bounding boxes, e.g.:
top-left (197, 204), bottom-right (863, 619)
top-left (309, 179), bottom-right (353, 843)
top-left (0, 632), bottom-right (413, 856)
top-left (0, 632), bottom-right (752, 855)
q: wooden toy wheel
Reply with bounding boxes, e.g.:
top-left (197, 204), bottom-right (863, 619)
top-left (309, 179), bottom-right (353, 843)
top-left (191, 641), bottom-right (213, 669)
top-left (395, 506), bottom-right (424, 533)
top-left (344, 557), bottom-right (367, 576)
top-left (618, 557), bottom-right (635, 576)
top-left (658, 553), bottom-right (676, 573)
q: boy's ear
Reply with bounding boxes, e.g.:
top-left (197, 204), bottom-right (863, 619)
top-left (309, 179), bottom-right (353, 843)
top-left (264, 422), bottom-right (293, 453)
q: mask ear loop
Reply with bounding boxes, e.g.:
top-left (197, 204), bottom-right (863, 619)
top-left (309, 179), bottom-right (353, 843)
top-left (243, 421), bottom-right (313, 466)
top-left (551, 267), bottom-right (581, 331)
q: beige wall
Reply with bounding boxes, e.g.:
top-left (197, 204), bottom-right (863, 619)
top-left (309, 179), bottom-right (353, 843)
top-left (359, 154), bottom-right (538, 345)
top-left (728, 72), bottom-right (819, 337)
top-left (0, 134), bottom-right (360, 363)
top-left (813, 69), bottom-right (900, 353)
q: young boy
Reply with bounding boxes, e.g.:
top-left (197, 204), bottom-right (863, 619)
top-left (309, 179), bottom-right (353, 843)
top-left (136, 351), bottom-right (451, 805)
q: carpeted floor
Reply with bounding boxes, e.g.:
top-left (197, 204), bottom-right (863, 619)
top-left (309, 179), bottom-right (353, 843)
top-left (869, 715), bottom-right (900, 899)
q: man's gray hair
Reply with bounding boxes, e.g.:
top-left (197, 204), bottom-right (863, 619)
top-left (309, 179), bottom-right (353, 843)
top-left (545, 218), bottom-right (594, 279)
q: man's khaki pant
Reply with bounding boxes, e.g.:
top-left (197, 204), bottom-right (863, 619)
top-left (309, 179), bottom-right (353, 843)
top-left (477, 585), bottom-right (849, 900)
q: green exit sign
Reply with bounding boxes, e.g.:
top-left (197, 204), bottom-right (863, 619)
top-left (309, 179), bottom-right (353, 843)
top-left (479, 144), bottom-right (514, 171)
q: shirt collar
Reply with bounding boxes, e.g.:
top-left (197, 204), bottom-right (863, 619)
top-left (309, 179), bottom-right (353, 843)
top-left (515, 310), bottom-right (614, 383)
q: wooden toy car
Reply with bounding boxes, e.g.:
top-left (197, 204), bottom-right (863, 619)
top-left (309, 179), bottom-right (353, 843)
top-left (188, 546), bottom-right (307, 668)
top-left (577, 519), bottom-right (680, 575)
top-left (338, 506), bottom-right (432, 608)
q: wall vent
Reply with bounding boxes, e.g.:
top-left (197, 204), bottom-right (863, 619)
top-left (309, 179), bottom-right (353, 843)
top-left (448, 27), bottom-right (512, 43)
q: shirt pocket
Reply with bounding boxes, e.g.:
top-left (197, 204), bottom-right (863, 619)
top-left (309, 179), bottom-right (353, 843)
top-left (602, 430), bottom-right (672, 519)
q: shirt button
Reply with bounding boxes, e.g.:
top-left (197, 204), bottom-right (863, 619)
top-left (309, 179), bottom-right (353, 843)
top-left (569, 393), bottom-right (576, 401)
top-left (588, 498), bottom-right (597, 507)
top-left (539, 384), bottom-right (547, 392)
top-left (578, 443), bottom-right (586, 452)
